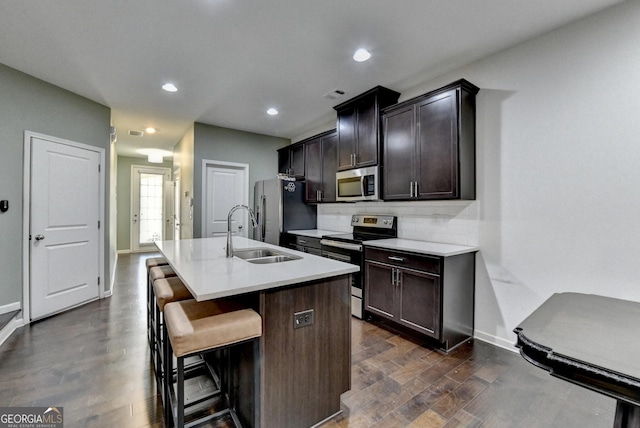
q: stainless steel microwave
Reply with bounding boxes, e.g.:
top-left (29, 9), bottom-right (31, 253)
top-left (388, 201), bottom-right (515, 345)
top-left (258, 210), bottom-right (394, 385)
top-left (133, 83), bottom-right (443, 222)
top-left (336, 166), bottom-right (379, 202)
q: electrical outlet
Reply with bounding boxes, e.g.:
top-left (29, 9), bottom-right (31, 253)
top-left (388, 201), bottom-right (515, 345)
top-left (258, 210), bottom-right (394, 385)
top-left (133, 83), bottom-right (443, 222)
top-left (293, 309), bottom-right (314, 329)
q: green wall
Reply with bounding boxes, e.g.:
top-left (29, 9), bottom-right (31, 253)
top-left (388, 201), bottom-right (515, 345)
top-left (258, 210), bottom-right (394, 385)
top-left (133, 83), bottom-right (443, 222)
top-left (192, 123), bottom-right (289, 238)
top-left (0, 63), bottom-right (111, 307)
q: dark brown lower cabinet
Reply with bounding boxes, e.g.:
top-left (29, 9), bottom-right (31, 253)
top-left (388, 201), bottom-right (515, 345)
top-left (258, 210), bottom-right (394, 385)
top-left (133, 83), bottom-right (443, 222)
top-left (364, 247), bottom-right (475, 352)
top-left (285, 234), bottom-right (323, 256)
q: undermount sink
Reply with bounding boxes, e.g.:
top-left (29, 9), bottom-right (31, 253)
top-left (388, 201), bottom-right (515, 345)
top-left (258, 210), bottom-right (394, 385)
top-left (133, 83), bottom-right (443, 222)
top-left (233, 248), bottom-right (302, 264)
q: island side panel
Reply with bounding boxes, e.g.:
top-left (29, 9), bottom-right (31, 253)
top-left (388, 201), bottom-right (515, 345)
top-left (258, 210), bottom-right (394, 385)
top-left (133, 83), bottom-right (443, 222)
top-left (259, 274), bottom-right (351, 427)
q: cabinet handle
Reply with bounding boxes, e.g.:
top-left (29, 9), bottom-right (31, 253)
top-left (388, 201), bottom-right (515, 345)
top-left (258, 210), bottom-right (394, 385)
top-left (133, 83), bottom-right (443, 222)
top-left (388, 256), bottom-right (406, 262)
top-left (317, 190), bottom-right (322, 201)
top-left (409, 182), bottom-right (414, 198)
top-left (414, 181), bottom-right (419, 197)
top-left (391, 267), bottom-right (397, 286)
top-left (299, 239), bottom-right (308, 244)
top-left (397, 270), bottom-right (402, 287)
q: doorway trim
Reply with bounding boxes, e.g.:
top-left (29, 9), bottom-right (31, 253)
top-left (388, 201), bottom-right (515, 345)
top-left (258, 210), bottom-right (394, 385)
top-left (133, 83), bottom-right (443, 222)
top-left (22, 131), bottom-right (106, 324)
top-left (201, 159), bottom-right (249, 237)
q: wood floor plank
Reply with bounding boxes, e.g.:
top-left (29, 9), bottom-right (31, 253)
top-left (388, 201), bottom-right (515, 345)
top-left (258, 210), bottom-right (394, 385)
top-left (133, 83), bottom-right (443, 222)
top-left (0, 252), bottom-right (618, 427)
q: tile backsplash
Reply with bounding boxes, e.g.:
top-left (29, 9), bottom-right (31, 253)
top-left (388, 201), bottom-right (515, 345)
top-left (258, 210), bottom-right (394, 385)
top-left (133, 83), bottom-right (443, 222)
top-left (318, 200), bottom-right (479, 246)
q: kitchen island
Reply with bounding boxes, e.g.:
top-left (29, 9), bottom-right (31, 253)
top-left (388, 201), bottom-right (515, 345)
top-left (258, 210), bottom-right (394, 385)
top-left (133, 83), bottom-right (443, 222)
top-left (155, 236), bottom-right (359, 428)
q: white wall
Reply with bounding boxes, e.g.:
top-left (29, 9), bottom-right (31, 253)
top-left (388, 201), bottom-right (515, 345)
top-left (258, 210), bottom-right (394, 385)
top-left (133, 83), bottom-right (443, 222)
top-left (319, 0), bottom-right (640, 350)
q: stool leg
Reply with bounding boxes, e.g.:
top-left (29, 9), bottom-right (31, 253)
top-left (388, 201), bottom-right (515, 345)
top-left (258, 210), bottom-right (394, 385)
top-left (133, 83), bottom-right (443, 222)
top-left (155, 302), bottom-right (162, 391)
top-left (147, 275), bottom-right (151, 343)
top-left (163, 322), bottom-right (172, 426)
top-left (177, 355), bottom-right (185, 427)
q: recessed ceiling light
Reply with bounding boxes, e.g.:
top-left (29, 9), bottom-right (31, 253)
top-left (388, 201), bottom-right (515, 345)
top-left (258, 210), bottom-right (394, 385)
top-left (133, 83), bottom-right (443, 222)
top-left (162, 83), bottom-right (178, 92)
top-left (267, 108), bottom-right (278, 116)
top-left (145, 127), bottom-right (157, 134)
top-left (353, 48), bottom-right (371, 62)
top-left (148, 153), bottom-right (163, 163)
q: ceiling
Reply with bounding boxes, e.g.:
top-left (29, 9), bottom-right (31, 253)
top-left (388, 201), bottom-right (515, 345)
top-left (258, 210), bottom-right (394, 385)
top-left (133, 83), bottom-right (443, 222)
top-left (0, 0), bottom-right (625, 159)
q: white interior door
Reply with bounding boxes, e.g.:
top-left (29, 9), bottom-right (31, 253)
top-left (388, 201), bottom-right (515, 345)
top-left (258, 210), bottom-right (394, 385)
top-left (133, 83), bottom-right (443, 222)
top-left (164, 180), bottom-right (175, 241)
top-left (30, 136), bottom-right (101, 320)
top-left (202, 160), bottom-right (249, 237)
top-left (174, 169), bottom-right (181, 239)
top-left (131, 166), bottom-right (171, 252)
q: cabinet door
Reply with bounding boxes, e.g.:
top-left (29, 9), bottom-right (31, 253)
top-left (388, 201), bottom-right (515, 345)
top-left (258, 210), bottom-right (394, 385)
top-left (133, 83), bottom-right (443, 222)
top-left (304, 137), bottom-right (322, 202)
top-left (398, 268), bottom-right (441, 338)
top-left (416, 89), bottom-right (459, 199)
top-left (290, 144), bottom-right (305, 179)
top-left (320, 132), bottom-right (338, 202)
top-left (382, 105), bottom-right (415, 200)
top-left (337, 106), bottom-right (357, 170)
top-left (365, 261), bottom-right (396, 320)
top-left (355, 96), bottom-right (378, 167)
top-left (278, 149), bottom-right (290, 175)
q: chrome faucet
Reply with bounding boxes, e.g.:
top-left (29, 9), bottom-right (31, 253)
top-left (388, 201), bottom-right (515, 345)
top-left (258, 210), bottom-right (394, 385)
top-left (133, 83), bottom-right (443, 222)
top-left (226, 204), bottom-right (257, 258)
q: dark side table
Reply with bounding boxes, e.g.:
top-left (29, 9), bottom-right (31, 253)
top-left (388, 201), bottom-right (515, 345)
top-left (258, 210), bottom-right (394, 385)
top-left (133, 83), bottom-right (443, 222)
top-left (514, 292), bottom-right (640, 428)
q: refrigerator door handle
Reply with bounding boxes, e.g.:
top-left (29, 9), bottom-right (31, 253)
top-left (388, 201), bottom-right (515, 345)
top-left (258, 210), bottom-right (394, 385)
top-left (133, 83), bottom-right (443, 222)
top-left (260, 195), bottom-right (267, 241)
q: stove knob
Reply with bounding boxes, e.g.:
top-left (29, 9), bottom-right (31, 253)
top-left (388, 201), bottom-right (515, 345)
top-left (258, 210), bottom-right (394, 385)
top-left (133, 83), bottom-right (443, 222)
top-left (383, 219), bottom-right (388, 225)
top-left (353, 217), bottom-right (358, 223)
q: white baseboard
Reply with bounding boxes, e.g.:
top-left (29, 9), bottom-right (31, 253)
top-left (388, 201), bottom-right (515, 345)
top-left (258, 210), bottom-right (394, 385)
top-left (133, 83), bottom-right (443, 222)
top-left (0, 317), bottom-right (24, 348)
top-left (474, 330), bottom-right (519, 353)
top-left (0, 301), bottom-right (21, 315)
top-left (117, 249), bottom-right (131, 254)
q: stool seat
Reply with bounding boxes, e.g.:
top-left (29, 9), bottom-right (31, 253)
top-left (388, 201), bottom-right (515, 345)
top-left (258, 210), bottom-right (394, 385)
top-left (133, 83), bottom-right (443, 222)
top-left (153, 277), bottom-right (192, 311)
top-left (152, 277), bottom-right (194, 389)
top-left (146, 256), bottom-right (168, 269)
top-left (165, 299), bottom-right (262, 358)
top-left (149, 265), bottom-right (176, 282)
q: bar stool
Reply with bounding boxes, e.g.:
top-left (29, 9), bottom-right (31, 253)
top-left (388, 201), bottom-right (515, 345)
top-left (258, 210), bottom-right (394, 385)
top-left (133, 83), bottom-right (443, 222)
top-left (163, 299), bottom-right (262, 428)
top-left (148, 265), bottom-right (177, 362)
top-left (145, 257), bottom-right (169, 346)
top-left (152, 276), bottom-right (193, 390)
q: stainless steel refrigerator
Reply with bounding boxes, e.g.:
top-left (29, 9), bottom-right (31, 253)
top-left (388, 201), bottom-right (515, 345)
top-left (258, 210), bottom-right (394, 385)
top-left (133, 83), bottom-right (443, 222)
top-left (253, 179), bottom-right (317, 245)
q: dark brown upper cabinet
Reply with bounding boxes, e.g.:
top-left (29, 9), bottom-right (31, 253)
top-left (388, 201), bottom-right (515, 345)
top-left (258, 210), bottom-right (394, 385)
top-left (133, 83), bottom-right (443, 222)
top-left (382, 79), bottom-right (479, 200)
top-left (278, 142), bottom-right (305, 179)
top-left (334, 86), bottom-right (400, 171)
top-left (304, 129), bottom-right (337, 203)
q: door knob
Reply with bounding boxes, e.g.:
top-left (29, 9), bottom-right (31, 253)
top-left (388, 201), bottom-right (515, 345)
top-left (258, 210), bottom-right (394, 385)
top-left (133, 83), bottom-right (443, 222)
top-left (34, 234), bottom-right (45, 241)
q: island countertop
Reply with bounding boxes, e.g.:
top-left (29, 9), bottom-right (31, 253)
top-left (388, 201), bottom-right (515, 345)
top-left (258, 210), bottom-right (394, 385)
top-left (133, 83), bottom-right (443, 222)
top-left (155, 236), bottom-right (359, 301)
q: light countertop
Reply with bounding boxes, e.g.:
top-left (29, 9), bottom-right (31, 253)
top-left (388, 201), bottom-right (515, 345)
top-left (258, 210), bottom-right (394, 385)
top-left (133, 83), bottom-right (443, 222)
top-left (364, 238), bottom-right (478, 257)
top-left (287, 229), bottom-right (344, 238)
top-left (155, 236), bottom-right (359, 301)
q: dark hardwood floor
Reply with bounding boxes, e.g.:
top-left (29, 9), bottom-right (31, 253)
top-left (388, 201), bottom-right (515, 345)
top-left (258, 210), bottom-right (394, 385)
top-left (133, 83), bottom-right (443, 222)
top-left (0, 253), bottom-right (616, 427)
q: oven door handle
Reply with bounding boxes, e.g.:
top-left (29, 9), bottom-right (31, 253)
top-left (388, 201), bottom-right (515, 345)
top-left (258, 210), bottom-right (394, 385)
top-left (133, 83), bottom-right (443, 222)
top-left (320, 239), bottom-right (363, 252)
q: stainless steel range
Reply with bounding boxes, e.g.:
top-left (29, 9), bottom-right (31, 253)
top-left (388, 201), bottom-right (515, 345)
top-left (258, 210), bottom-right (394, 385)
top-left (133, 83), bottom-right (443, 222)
top-left (321, 214), bottom-right (397, 318)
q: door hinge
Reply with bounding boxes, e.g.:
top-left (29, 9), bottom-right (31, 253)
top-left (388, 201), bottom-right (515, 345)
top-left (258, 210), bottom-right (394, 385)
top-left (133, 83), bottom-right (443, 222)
top-left (98, 220), bottom-right (101, 229)
top-left (98, 164), bottom-right (101, 173)
top-left (98, 277), bottom-right (100, 286)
